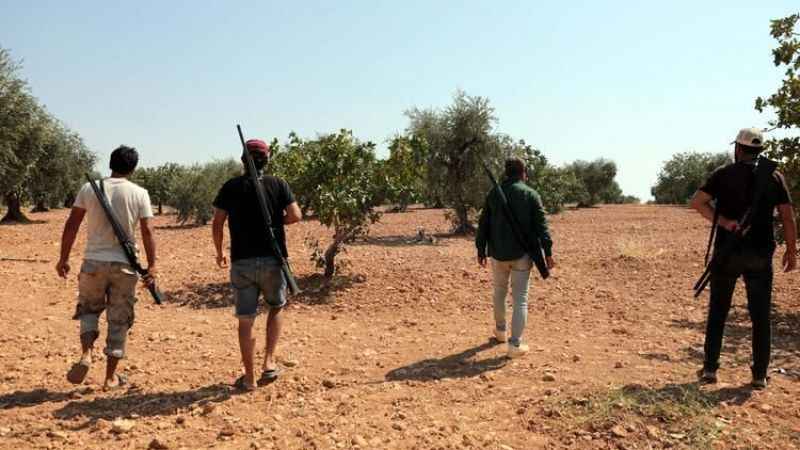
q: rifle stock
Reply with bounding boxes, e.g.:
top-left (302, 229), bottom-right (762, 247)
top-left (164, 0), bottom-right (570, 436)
top-left (236, 125), bottom-right (301, 295)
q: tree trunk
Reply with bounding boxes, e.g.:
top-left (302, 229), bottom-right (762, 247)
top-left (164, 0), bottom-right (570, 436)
top-left (1, 192), bottom-right (31, 224)
top-left (31, 200), bottom-right (49, 213)
top-left (451, 204), bottom-right (475, 235)
top-left (323, 240), bottom-right (341, 278)
top-left (158, 202), bottom-right (163, 215)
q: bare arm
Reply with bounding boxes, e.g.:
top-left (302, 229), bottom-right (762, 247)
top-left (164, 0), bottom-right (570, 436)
top-left (689, 190), bottom-right (737, 231)
top-left (56, 207), bottom-right (86, 278)
top-left (778, 203), bottom-right (797, 272)
top-left (139, 217), bottom-right (157, 270)
top-left (283, 201), bottom-right (302, 225)
top-left (212, 208), bottom-right (228, 267)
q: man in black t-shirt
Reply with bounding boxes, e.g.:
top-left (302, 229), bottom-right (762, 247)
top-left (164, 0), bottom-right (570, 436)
top-left (690, 128), bottom-right (796, 389)
top-left (212, 138), bottom-right (302, 391)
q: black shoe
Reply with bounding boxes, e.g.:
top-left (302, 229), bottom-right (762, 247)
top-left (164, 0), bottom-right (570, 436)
top-left (697, 368), bottom-right (717, 384)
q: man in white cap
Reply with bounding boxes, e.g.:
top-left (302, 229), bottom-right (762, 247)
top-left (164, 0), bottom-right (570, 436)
top-left (689, 128), bottom-right (796, 389)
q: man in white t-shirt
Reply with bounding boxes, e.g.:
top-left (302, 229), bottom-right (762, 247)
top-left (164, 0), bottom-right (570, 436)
top-left (56, 145), bottom-right (158, 390)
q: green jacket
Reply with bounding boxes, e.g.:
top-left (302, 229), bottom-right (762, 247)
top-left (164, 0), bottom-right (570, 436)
top-left (475, 178), bottom-right (553, 261)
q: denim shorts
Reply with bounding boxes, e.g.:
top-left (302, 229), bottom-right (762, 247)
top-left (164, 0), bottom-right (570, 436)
top-left (230, 257), bottom-right (287, 317)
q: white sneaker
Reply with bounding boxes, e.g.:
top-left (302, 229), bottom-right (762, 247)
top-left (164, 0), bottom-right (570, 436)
top-left (494, 329), bottom-right (507, 343)
top-left (508, 343), bottom-right (529, 359)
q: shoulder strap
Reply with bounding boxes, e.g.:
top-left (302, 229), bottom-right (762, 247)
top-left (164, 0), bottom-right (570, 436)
top-left (739, 157), bottom-right (779, 236)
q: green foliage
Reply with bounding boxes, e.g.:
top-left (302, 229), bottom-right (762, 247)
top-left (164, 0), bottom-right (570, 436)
top-left (378, 135), bottom-right (429, 210)
top-left (277, 130), bottom-right (382, 277)
top-left (131, 163), bottom-right (183, 215)
top-left (405, 90), bottom-right (499, 233)
top-left (172, 159), bottom-right (240, 225)
top-left (756, 14), bottom-right (800, 229)
top-left (0, 47), bottom-right (95, 222)
top-left (500, 139), bottom-right (582, 213)
top-left (269, 132), bottom-right (316, 218)
top-left (566, 159), bottom-right (620, 207)
top-left (651, 152), bottom-right (731, 204)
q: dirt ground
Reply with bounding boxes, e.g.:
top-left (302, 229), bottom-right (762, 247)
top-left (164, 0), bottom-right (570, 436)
top-left (0, 205), bottom-right (799, 450)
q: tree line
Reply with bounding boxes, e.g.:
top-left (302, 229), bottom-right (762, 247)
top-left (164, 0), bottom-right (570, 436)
top-left (0, 48), bottom-right (96, 223)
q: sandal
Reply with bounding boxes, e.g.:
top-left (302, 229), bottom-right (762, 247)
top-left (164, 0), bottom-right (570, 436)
top-left (103, 373), bottom-right (128, 392)
top-left (233, 375), bottom-right (256, 392)
top-left (257, 368), bottom-right (280, 386)
top-left (66, 360), bottom-right (91, 385)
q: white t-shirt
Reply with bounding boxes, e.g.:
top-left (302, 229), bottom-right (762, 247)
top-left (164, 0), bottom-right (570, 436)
top-left (73, 177), bottom-right (154, 264)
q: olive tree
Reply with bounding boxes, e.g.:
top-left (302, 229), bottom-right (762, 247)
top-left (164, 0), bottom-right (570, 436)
top-left (756, 13), bottom-right (800, 227)
top-left (173, 159), bottom-right (240, 225)
top-left (651, 152), bottom-right (731, 204)
top-left (405, 90), bottom-right (499, 233)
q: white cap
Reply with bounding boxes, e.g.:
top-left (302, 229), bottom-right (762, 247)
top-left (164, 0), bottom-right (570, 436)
top-left (733, 128), bottom-right (764, 148)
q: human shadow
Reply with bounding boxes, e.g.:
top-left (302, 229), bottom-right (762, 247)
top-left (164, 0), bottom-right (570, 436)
top-left (163, 272), bottom-right (364, 309)
top-left (670, 304), bottom-right (800, 377)
top-left (385, 339), bottom-right (507, 382)
top-left (53, 383), bottom-right (232, 424)
top-left (292, 273), bottom-right (364, 305)
top-left (0, 389), bottom-right (77, 410)
top-left (165, 282), bottom-right (232, 309)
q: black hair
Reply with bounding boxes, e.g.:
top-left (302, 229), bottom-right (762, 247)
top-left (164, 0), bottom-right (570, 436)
top-left (504, 157), bottom-right (526, 179)
top-left (109, 145), bottom-right (139, 175)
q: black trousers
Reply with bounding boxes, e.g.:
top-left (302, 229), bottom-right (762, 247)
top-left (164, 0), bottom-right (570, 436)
top-left (703, 249), bottom-right (773, 379)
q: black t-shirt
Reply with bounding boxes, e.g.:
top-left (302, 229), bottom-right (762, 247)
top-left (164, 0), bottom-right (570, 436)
top-left (213, 175), bottom-right (295, 262)
top-left (699, 161), bottom-right (791, 253)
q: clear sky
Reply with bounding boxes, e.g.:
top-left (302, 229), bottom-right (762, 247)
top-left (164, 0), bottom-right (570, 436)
top-left (1, 1), bottom-right (797, 200)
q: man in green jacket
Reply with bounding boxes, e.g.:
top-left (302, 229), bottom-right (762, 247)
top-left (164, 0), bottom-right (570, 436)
top-left (476, 157), bottom-right (555, 358)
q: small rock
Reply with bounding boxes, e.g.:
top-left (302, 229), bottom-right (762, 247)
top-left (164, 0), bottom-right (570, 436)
top-left (0, 427), bottom-right (10, 437)
top-left (758, 404), bottom-right (773, 413)
top-left (610, 425), bottom-right (628, 438)
top-left (352, 435), bottom-right (368, 447)
top-left (500, 445), bottom-right (514, 450)
top-left (542, 374), bottom-right (556, 382)
top-left (201, 403), bottom-right (216, 415)
top-left (392, 422), bottom-right (405, 431)
top-left (322, 379), bottom-right (336, 389)
top-left (614, 362), bottom-right (624, 369)
top-left (111, 419), bottom-right (136, 434)
top-left (646, 426), bottom-right (660, 439)
top-left (175, 416), bottom-right (186, 425)
top-left (47, 430), bottom-right (68, 440)
top-left (219, 426), bottom-right (236, 437)
top-left (283, 359), bottom-right (298, 368)
top-left (149, 438), bottom-right (169, 450)
top-left (572, 355), bottom-right (581, 362)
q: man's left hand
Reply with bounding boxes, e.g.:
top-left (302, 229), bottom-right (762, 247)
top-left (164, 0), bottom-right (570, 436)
top-left (142, 267), bottom-right (157, 287)
top-left (477, 256), bottom-right (487, 268)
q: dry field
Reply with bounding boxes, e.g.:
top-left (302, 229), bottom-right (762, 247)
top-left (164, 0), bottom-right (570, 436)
top-left (0, 205), bottom-right (799, 450)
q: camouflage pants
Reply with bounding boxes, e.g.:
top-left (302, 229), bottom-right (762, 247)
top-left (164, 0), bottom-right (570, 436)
top-left (72, 260), bottom-right (138, 358)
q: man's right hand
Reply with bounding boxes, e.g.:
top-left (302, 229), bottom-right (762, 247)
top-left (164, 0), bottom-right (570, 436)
top-left (56, 259), bottom-right (70, 278)
top-left (477, 255), bottom-right (487, 268)
top-left (216, 254), bottom-right (228, 268)
top-left (546, 256), bottom-right (556, 270)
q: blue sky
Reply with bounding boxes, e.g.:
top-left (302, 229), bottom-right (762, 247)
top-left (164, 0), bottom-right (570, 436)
top-left (1, 1), bottom-right (797, 200)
